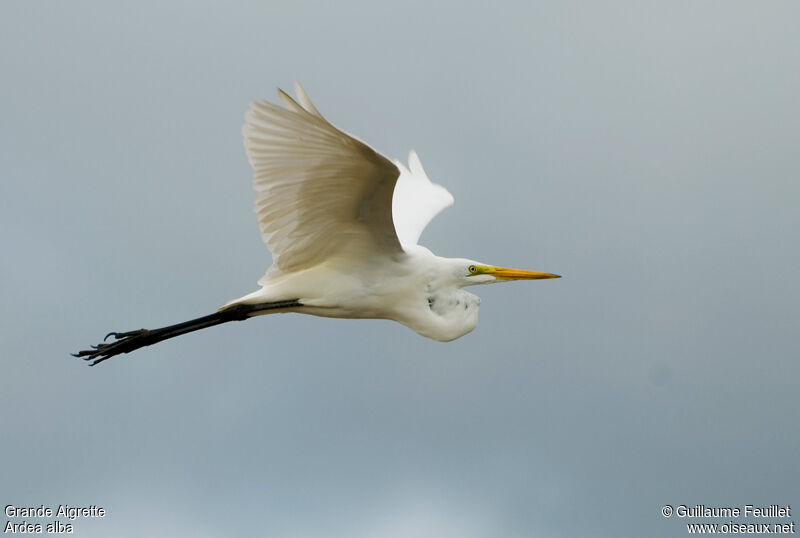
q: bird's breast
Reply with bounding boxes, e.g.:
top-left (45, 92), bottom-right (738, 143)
top-left (396, 287), bottom-right (481, 342)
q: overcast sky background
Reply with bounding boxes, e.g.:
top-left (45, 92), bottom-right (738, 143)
top-left (2, 2), bottom-right (798, 537)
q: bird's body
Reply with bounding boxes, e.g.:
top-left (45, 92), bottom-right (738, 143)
top-left (230, 245), bottom-right (482, 342)
top-left (74, 84), bottom-right (559, 365)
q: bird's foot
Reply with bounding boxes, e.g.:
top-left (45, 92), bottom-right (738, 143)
top-left (72, 329), bottom-right (151, 366)
top-left (104, 329), bottom-right (150, 341)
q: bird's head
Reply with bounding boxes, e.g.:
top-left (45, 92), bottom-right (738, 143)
top-left (448, 258), bottom-right (561, 287)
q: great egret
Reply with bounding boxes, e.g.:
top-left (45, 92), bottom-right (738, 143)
top-left (74, 84), bottom-right (560, 366)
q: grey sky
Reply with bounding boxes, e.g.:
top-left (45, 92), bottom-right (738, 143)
top-left (2, 1), bottom-right (798, 536)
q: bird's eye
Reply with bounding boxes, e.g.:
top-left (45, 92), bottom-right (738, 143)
top-left (468, 265), bottom-right (476, 273)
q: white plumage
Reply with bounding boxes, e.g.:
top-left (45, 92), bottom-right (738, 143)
top-left (226, 83), bottom-right (558, 341)
top-left (391, 150), bottom-right (454, 249)
top-left (245, 85), bottom-right (404, 277)
top-left (74, 84), bottom-right (559, 366)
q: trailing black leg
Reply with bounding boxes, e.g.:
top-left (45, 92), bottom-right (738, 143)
top-left (72, 299), bottom-right (301, 366)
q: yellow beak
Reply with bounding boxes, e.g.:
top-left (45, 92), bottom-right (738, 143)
top-left (486, 266), bottom-right (561, 281)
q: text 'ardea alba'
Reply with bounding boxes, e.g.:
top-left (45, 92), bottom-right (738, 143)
top-left (74, 84), bottom-right (560, 365)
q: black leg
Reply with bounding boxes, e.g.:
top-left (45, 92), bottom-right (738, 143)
top-left (72, 299), bottom-right (301, 366)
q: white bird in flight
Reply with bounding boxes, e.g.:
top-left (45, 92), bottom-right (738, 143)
top-left (74, 84), bottom-right (560, 365)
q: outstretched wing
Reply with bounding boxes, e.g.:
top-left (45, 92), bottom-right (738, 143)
top-left (392, 150), bottom-right (454, 248)
top-left (243, 84), bottom-right (403, 276)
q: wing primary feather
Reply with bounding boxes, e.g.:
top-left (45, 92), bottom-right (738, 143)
top-left (391, 150), bottom-right (454, 247)
top-left (408, 150), bottom-right (426, 176)
top-left (243, 85), bottom-right (403, 276)
top-left (277, 89), bottom-right (306, 114)
top-left (293, 82), bottom-right (324, 118)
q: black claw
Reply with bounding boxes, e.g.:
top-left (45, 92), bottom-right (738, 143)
top-left (114, 329), bottom-right (149, 339)
top-left (72, 328), bottom-right (153, 366)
